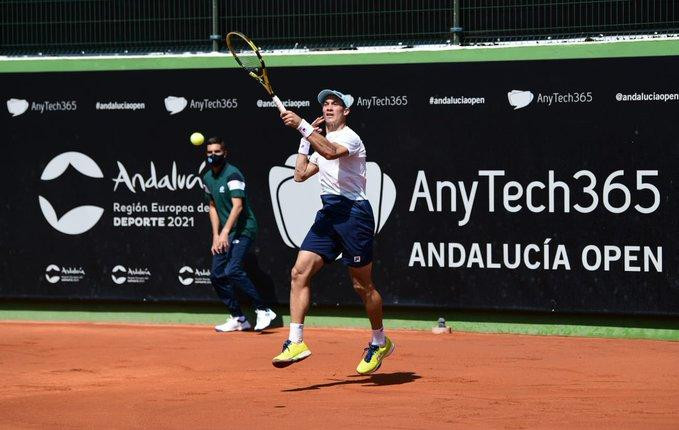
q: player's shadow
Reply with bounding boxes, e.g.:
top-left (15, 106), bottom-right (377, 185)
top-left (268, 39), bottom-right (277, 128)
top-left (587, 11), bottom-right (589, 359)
top-left (282, 372), bottom-right (421, 392)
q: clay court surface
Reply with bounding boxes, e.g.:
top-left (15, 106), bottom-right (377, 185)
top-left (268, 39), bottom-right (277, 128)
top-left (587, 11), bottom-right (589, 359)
top-left (1, 322), bottom-right (678, 429)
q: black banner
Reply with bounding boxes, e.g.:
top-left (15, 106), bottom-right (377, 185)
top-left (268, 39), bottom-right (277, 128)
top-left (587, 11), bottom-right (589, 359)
top-left (2, 56), bottom-right (678, 315)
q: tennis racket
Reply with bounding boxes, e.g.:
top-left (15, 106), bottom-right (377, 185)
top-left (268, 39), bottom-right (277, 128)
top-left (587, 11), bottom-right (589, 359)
top-left (226, 31), bottom-right (286, 113)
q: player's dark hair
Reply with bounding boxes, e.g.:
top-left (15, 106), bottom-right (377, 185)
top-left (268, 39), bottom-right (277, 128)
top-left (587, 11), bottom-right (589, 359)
top-left (207, 136), bottom-right (225, 150)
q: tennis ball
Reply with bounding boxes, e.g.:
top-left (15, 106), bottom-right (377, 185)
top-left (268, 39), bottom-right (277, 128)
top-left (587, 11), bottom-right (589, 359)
top-left (190, 132), bottom-right (204, 146)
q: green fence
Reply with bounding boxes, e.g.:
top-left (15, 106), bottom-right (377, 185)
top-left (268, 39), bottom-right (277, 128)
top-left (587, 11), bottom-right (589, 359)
top-left (462, 0), bottom-right (679, 43)
top-left (224, 0), bottom-right (458, 49)
top-left (1, 0), bottom-right (678, 56)
top-left (0, 0), bottom-right (214, 55)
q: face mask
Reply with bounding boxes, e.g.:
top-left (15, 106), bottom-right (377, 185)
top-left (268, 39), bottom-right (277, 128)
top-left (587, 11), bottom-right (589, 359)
top-left (207, 153), bottom-right (225, 166)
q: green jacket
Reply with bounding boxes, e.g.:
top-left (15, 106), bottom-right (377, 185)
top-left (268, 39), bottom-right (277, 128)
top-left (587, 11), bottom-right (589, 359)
top-left (202, 163), bottom-right (258, 239)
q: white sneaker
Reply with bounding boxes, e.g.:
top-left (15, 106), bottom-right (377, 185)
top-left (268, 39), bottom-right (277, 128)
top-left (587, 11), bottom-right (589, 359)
top-left (214, 316), bottom-right (251, 332)
top-left (254, 308), bottom-right (277, 331)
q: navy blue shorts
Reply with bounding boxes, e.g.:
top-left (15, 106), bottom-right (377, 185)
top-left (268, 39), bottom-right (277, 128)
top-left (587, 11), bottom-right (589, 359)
top-left (300, 195), bottom-right (375, 267)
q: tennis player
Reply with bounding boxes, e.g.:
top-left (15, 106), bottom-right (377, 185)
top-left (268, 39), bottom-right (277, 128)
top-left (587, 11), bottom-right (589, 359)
top-left (202, 137), bottom-right (277, 332)
top-left (272, 90), bottom-right (394, 374)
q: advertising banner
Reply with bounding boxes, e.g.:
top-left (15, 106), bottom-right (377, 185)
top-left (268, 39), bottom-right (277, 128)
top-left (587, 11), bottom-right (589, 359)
top-left (2, 56), bottom-right (677, 314)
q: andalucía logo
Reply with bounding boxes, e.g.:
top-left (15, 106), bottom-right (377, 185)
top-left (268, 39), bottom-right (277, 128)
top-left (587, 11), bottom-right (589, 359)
top-left (39, 152), bottom-right (105, 235)
top-left (45, 264), bottom-right (86, 284)
top-left (39, 152), bottom-right (206, 235)
top-left (178, 266), bottom-right (211, 286)
top-left (111, 265), bottom-right (151, 285)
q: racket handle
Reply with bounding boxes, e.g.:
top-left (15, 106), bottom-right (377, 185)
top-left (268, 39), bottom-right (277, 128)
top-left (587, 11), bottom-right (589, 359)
top-left (272, 95), bottom-right (286, 113)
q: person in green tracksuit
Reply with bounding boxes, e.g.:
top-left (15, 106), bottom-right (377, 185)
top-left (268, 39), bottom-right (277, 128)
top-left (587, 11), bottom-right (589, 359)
top-left (202, 136), bottom-right (276, 332)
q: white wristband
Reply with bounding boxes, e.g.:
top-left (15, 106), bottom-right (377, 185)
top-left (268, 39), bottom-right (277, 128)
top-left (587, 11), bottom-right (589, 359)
top-left (298, 138), bottom-right (311, 155)
top-left (297, 119), bottom-right (314, 138)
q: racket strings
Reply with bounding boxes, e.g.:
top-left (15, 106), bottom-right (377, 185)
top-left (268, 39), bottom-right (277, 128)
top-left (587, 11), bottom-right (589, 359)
top-left (237, 54), bottom-right (261, 73)
top-left (228, 36), bottom-right (262, 73)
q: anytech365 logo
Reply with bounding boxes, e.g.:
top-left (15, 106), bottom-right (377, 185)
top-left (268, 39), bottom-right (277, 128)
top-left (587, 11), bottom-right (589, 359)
top-left (164, 96), bottom-right (237, 114)
top-left (268, 155), bottom-right (396, 248)
top-left (164, 96), bottom-right (188, 115)
top-left (507, 90), bottom-right (534, 110)
top-left (7, 98), bottom-right (77, 115)
top-left (7, 98), bottom-right (29, 117)
top-left (39, 152), bottom-right (105, 235)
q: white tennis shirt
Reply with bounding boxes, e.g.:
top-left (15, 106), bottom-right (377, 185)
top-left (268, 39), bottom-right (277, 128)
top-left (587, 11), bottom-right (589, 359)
top-left (308, 126), bottom-right (367, 201)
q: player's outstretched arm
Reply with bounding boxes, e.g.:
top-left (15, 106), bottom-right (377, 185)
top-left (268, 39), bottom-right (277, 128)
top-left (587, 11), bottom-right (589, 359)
top-left (281, 111), bottom-right (348, 160)
top-left (307, 133), bottom-right (349, 160)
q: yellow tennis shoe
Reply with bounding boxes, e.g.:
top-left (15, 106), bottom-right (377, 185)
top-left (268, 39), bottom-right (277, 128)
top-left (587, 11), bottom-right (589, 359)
top-left (272, 339), bottom-right (311, 368)
top-left (356, 337), bottom-right (395, 375)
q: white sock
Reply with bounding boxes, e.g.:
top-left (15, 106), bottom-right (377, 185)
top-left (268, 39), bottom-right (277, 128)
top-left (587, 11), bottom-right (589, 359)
top-left (235, 316), bottom-right (246, 322)
top-left (289, 323), bottom-right (304, 343)
top-left (371, 327), bottom-right (386, 346)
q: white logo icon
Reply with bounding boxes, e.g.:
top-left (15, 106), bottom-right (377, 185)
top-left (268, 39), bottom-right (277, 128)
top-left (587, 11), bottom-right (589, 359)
top-left (111, 265), bottom-right (151, 284)
top-left (507, 90), bottom-right (534, 110)
top-left (177, 266), bottom-right (211, 285)
top-left (111, 265), bottom-right (127, 284)
top-left (45, 264), bottom-right (61, 283)
top-left (39, 152), bottom-right (105, 235)
top-left (7, 98), bottom-right (29, 117)
top-left (45, 264), bottom-right (85, 283)
top-left (219, 185), bottom-right (225, 193)
top-left (164, 96), bottom-right (188, 115)
top-left (268, 155), bottom-right (396, 249)
top-left (178, 266), bottom-right (194, 285)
